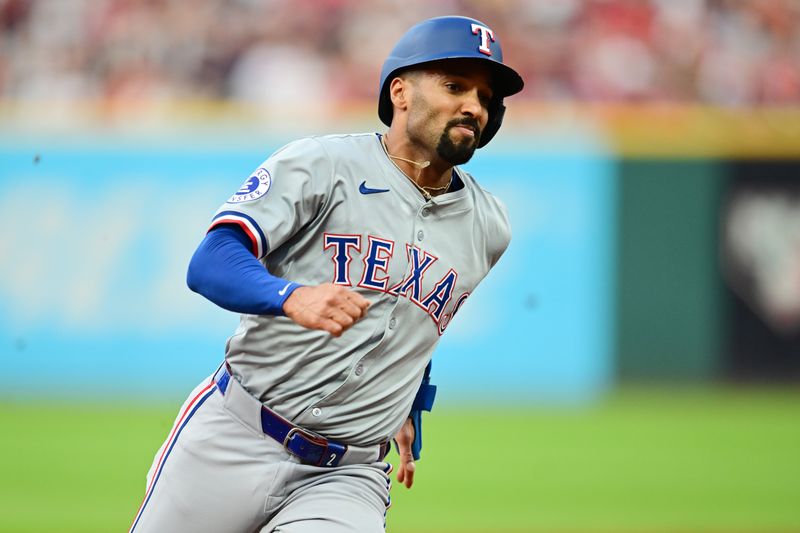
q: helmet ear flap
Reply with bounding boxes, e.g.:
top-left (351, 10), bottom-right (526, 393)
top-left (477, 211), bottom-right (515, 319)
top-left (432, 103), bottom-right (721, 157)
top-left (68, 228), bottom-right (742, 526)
top-left (478, 101), bottom-right (505, 148)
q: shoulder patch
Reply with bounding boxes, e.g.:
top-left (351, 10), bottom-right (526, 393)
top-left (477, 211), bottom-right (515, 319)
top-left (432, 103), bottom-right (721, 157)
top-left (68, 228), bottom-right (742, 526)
top-left (227, 168), bottom-right (272, 203)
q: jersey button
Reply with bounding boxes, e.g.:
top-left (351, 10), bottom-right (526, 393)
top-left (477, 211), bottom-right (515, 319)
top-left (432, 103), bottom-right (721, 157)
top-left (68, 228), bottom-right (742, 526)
top-left (417, 230), bottom-right (424, 241)
top-left (311, 407), bottom-right (322, 417)
top-left (355, 364), bottom-right (364, 376)
top-left (389, 317), bottom-right (397, 329)
top-left (421, 208), bottom-right (430, 217)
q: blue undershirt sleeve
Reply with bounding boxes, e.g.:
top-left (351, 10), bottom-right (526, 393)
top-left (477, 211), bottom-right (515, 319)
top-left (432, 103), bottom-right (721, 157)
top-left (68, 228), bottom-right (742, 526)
top-left (186, 225), bottom-right (302, 315)
top-left (407, 361), bottom-right (437, 460)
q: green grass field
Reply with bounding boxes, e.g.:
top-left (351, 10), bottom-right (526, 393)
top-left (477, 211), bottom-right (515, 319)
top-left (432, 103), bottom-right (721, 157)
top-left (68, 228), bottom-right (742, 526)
top-left (1, 386), bottom-right (799, 533)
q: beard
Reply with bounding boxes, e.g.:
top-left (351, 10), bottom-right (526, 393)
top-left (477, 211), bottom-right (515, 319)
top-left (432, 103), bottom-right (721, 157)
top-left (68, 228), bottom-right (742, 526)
top-left (436, 118), bottom-right (481, 165)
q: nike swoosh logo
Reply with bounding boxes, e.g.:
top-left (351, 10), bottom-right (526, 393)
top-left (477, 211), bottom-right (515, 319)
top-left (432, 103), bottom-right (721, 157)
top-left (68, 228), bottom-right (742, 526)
top-left (359, 181), bottom-right (390, 195)
top-left (278, 282), bottom-right (292, 296)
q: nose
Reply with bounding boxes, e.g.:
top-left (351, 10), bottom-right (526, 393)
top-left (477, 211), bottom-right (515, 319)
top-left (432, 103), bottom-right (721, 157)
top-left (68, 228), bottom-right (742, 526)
top-left (460, 88), bottom-right (487, 124)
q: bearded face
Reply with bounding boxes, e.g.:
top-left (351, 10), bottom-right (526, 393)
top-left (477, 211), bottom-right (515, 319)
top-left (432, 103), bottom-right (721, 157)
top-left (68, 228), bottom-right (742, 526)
top-left (402, 60), bottom-right (493, 166)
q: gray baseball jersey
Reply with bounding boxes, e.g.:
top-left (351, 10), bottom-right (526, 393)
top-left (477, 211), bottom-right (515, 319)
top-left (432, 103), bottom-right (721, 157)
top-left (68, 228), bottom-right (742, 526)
top-left (130, 132), bottom-right (510, 533)
top-left (210, 132), bottom-right (510, 445)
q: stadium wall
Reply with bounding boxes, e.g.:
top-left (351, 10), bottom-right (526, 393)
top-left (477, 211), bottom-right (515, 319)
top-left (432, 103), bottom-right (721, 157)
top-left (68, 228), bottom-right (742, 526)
top-left (0, 127), bottom-right (615, 403)
top-left (1, 104), bottom-right (797, 400)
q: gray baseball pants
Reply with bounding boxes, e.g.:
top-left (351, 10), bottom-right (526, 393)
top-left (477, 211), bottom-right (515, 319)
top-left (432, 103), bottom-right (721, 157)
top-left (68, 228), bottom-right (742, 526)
top-left (130, 372), bottom-right (392, 532)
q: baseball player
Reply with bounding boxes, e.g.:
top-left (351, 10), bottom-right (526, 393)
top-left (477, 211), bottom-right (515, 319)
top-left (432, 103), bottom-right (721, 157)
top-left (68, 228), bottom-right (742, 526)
top-left (130, 15), bottom-right (523, 533)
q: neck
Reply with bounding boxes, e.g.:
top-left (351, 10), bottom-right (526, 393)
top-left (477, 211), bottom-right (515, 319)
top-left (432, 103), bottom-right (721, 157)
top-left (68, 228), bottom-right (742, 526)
top-left (381, 131), bottom-right (452, 193)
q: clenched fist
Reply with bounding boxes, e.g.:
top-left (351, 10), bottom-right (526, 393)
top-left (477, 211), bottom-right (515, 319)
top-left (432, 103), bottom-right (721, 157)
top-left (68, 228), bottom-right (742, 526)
top-left (282, 283), bottom-right (370, 337)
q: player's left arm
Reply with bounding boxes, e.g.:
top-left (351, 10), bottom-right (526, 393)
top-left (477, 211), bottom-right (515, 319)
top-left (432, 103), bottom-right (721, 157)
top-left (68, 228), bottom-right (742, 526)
top-left (394, 417), bottom-right (416, 488)
top-left (394, 361), bottom-right (437, 489)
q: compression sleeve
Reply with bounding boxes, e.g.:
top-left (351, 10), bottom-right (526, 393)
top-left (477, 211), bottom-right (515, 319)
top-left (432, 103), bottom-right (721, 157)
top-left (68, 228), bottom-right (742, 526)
top-left (408, 361), bottom-right (437, 460)
top-left (186, 225), bottom-right (301, 315)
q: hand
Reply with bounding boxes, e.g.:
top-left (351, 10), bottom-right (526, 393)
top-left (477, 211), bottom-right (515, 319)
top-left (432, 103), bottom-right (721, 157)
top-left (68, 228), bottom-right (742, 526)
top-left (282, 283), bottom-right (370, 337)
top-left (394, 417), bottom-right (416, 489)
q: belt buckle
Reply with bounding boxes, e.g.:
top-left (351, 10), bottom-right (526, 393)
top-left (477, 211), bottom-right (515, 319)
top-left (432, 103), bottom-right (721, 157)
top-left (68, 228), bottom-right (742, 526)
top-left (283, 427), bottom-right (329, 466)
top-left (283, 426), bottom-right (327, 447)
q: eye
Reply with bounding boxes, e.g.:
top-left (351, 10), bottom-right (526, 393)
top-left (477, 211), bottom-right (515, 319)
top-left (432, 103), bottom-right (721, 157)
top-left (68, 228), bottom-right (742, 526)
top-left (445, 82), bottom-right (462, 92)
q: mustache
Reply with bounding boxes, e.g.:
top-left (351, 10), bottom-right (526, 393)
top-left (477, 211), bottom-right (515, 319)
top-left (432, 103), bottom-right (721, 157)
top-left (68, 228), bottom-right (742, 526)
top-left (446, 118), bottom-right (481, 139)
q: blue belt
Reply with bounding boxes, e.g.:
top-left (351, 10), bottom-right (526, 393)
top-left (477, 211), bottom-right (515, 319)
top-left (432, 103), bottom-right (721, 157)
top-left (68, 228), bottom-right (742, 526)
top-left (214, 364), bottom-right (389, 468)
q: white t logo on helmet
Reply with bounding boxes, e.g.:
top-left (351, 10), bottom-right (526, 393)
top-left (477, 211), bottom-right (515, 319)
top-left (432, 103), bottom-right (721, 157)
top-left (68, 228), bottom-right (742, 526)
top-left (470, 23), bottom-right (495, 56)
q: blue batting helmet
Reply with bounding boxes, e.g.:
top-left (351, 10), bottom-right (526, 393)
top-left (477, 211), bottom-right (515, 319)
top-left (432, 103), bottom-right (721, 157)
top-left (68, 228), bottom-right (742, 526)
top-left (378, 16), bottom-right (524, 148)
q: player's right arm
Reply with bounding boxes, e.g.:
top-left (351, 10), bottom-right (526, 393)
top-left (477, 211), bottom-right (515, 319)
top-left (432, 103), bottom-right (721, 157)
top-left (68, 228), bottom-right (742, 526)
top-left (187, 224), bottom-right (368, 337)
top-left (189, 137), bottom-right (369, 337)
top-left (282, 284), bottom-right (369, 337)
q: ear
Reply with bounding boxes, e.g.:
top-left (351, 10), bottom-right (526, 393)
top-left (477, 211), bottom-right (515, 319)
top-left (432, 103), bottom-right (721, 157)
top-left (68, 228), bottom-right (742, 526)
top-left (389, 77), bottom-right (410, 113)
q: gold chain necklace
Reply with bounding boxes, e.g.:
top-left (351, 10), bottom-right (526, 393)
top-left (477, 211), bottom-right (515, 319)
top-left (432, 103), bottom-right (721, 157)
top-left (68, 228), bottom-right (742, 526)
top-left (380, 134), bottom-right (452, 199)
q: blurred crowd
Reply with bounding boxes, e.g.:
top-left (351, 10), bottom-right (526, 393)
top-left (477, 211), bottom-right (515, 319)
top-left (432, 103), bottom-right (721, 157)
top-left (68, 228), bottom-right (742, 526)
top-left (1, 0), bottom-right (799, 108)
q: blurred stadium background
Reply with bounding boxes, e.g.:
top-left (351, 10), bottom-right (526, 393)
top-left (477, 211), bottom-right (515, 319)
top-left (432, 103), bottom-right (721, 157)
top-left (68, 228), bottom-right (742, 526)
top-left (1, 1), bottom-right (799, 532)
